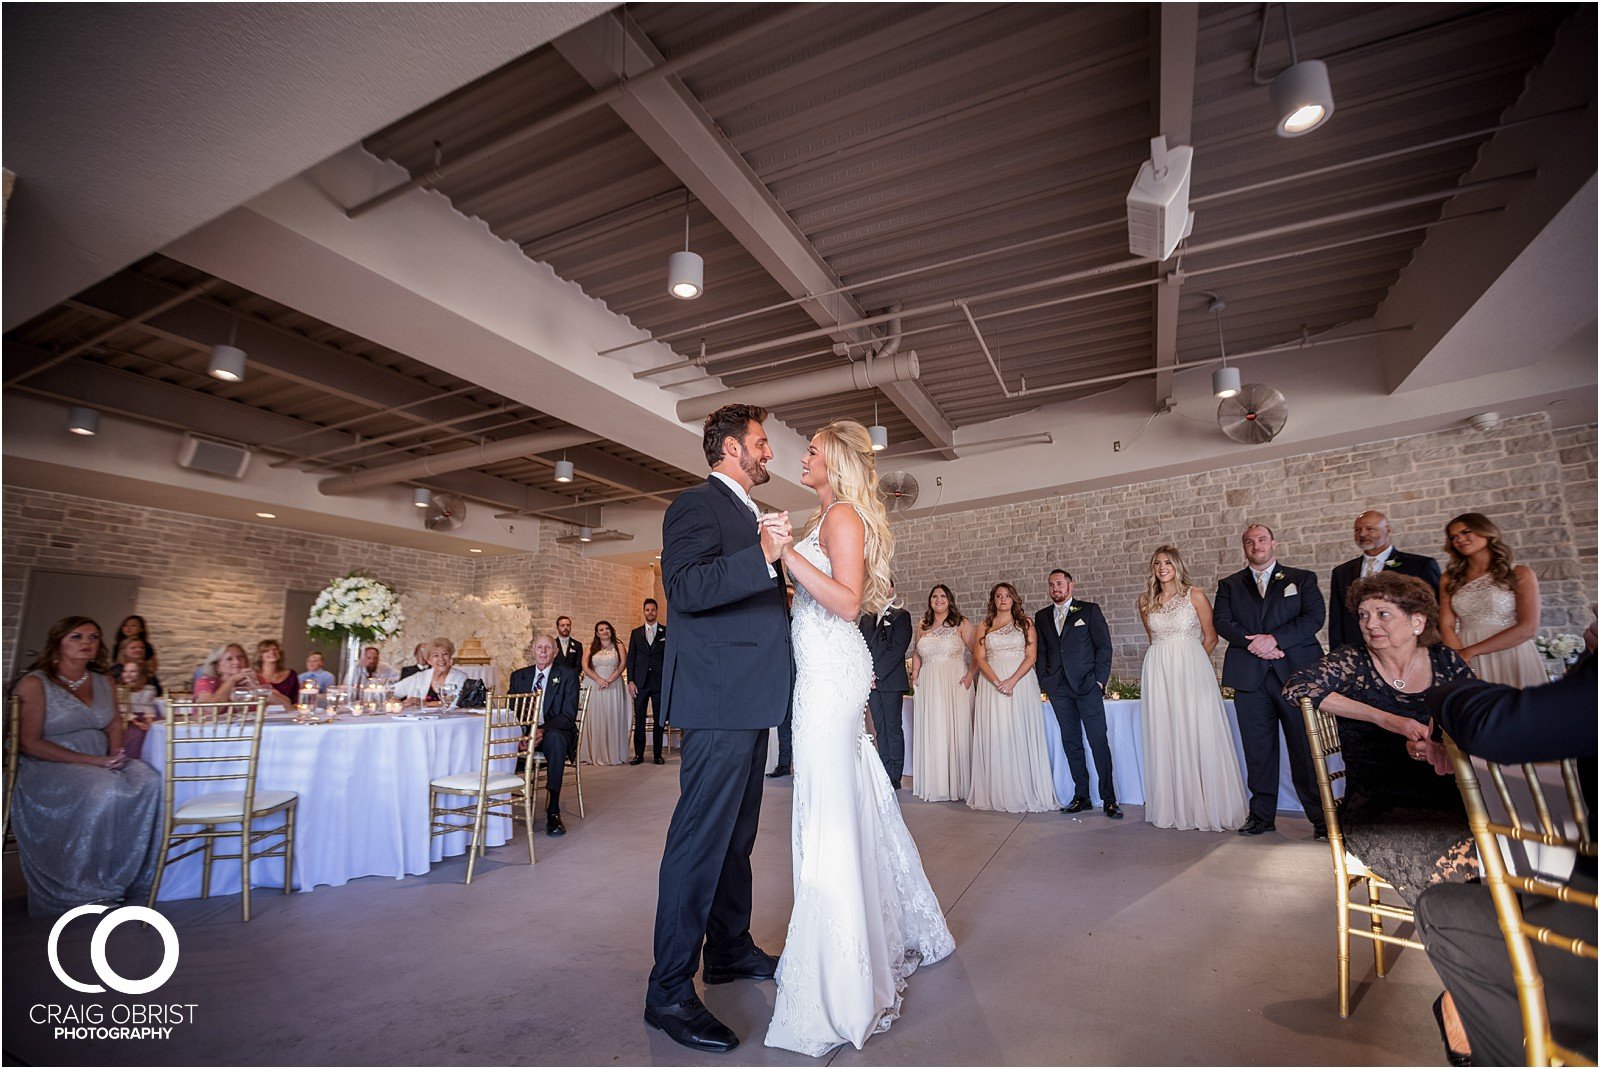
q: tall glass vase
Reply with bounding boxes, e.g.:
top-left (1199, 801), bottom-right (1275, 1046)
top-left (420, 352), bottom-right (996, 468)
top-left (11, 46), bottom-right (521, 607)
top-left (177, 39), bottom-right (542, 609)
top-left (342, 633), bottom-right (362, 685)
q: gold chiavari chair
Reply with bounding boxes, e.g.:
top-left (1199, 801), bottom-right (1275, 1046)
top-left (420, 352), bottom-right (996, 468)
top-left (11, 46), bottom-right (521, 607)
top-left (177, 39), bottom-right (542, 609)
top-left (1301, 697), bottom-right (1424, 1017)
top-left (428, 692), bottom-right (540, 882)
top-left (1444, 735), bottom-right (1597, 1066)
top-left (534, 687), bottom-right (590, 818)
top-left (148, 698), bottom-right (298, 922)
top-left (3, 696), bottom-right (20, 852)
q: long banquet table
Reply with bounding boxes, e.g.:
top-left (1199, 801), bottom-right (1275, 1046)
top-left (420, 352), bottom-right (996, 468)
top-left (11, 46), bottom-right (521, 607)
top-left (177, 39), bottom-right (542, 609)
top-left (145, 711), bottom-right (512, 900)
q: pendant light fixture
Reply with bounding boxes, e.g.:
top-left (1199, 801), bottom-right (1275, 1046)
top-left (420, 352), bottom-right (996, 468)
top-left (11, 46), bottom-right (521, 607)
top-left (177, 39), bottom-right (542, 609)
top-left (868, 394), bottom-right (888, 452)
top-left (1208, 296), bottom-right (1241, 399)
top-left (578, 526), bottom-right (594, 543)
top-left (67, 406), bottom-right (99, 436)
top-left (413, 487), bottom-right (432, 508)
top-left (209, 321), bottom-right (247, 382)
top-left (667, 189), bottom-right (703, 300)
top-left (1269, 5), bottom-right (1334, 137)
top-left (554, 455), bottom-right (574, 483)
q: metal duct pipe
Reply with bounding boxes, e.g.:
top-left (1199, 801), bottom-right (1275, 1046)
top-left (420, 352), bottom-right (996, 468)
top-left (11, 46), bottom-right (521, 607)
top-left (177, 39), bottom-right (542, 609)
top-left (675, 350), bottom-right (920, 423)
top-left (318, 429), bottom-right (599, 496)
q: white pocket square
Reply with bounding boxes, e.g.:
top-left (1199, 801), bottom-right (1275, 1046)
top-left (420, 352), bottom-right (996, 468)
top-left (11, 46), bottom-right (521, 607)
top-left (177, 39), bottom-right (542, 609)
top-left (1283, 584), bottom-right (1298, 596)
top-left (1073, 618), bottom-right (1086, 627)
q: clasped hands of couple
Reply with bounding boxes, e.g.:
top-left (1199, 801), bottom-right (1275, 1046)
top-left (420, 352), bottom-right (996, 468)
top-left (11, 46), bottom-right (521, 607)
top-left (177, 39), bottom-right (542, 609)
top-left (759, 511), bottom-right (793, 562)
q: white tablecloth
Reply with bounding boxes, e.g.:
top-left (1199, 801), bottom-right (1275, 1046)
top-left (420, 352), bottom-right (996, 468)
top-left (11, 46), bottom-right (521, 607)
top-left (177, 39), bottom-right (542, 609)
top-left (145, 713), bottom-right (512, 900)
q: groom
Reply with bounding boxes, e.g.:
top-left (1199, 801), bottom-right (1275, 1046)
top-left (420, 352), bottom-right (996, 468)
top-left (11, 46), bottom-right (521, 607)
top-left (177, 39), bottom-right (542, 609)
top-left (645, 404), bottom-right (795, 1054)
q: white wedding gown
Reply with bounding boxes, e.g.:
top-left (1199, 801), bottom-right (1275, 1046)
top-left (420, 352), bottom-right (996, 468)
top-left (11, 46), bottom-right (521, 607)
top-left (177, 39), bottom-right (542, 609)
top-left (765, 508), bottom-right (955, 1057)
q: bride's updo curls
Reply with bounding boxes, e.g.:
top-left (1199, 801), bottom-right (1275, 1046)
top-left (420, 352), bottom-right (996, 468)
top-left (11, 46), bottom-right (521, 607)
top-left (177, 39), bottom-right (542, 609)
top-left (798, 419), bottom-right (898, 616)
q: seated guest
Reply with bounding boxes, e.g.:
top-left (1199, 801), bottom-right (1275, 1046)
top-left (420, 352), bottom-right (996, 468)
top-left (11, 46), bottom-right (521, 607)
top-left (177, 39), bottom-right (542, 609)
top-left (112, 615), bottom-right (161, 679)
top-left (113, 635), bottom-right (162, 696)
top-left (510, 633), bottom-right (580, 836)
top-left (114, 660), bottom-right (160, 762)
top-left (351, 646), bottom-right (400, 687)
top-left (254, 640), bottom-right (299, 707)
top-left (392, 638), bottom-right (478, 707)
top-left (299, 650), bottom-right (336, 691)
top-left (1416, 647), bottom-right (1597, 1066)
top-left (195, 643), bottom-right (289, 708)
top-left (10, 616), bottom-right (163, 917)
top-left (397, 643), bottom-right (429, 681)
top-left (1284, 572), bottom-right (1477, 904)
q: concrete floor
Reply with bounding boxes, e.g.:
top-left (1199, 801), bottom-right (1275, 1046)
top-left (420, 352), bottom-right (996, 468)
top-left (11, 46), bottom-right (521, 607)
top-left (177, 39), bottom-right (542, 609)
top-left (3, 759), bottom-right (1447, 1066)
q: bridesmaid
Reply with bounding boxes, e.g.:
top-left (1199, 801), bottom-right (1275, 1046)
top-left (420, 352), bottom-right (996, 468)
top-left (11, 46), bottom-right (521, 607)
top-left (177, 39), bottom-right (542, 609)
top-left (1438, 512), bottom-right (1546, 686)
top-left (581, 620), bottom-right (630, 764)
top-left (969, 582), bottom-right (1058, 813)
top-left (909, 584), bottom-right (976, 802)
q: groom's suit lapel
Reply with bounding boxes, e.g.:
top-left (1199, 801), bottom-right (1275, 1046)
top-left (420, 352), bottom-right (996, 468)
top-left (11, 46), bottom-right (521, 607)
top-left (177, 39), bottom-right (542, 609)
top-left (704, 475), bottom-right (786, 591)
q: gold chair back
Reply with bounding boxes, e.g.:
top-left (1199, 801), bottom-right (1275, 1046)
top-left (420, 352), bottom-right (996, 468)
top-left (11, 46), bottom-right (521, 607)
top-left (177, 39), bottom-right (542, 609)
top-left (1301, 696), bottom-right (1424, 1018)
top-left (1445, 735), bottom-right (1597, 1066)
top-left (427, 691), bottom-right (542, 882)
top-left (534, 686), bottom-right (591, 818)
top-left (3, 696), bottom-right (20, 850)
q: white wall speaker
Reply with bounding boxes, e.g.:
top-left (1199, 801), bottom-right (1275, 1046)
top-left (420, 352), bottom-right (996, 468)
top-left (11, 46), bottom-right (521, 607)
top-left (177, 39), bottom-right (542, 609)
top-left (177, 433), bottom-right (252, 479)
top-left (1127, 137), bottom-right (1195, 261)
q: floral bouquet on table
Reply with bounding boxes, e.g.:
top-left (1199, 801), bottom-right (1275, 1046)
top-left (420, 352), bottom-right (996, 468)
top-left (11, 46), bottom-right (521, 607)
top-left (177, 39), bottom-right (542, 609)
top-left (1104, 675), bottom-right (1141, 701)
top-left (1534, 633), bottom-right (1585, 665)
top-left (307, 574), bottom-right (405, 682)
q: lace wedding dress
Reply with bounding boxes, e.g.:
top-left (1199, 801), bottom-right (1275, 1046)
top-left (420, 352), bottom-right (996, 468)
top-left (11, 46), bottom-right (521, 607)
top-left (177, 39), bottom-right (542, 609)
top-left (1138, 591), bottom-right (1247, 832)
top-left (765, 506), bottom-right (955, 1057)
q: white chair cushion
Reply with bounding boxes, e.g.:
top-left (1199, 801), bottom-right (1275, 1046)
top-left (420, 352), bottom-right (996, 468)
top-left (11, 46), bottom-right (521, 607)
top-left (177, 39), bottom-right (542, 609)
top-left (430, 771), bottom-right (523, 792)
top-left (173, 789), bottom-right (297, 822)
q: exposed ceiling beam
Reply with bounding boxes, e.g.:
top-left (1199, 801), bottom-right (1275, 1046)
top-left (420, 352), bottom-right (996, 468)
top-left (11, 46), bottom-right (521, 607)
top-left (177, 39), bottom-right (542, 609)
top-left (553, 12), bottom-right (960, 459)
top-left (1150, 3), bottom-right (1197, 408)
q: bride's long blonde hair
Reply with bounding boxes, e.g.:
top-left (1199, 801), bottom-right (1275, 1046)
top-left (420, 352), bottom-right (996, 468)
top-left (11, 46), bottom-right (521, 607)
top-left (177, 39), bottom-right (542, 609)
top-left (796, 420), bottom-right (897, 615)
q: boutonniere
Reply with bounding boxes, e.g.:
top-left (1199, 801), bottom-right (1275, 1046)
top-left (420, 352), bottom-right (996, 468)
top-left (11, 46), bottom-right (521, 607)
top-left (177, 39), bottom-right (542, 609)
top-left (1068, 604), bottom-right (1082, 614)
top-left (1273, 571), bottom-right (1285, 582)
top-left (1384, 559), bottom-right (1401, 570)
top-left (549, 674), bottom-right (559, 685)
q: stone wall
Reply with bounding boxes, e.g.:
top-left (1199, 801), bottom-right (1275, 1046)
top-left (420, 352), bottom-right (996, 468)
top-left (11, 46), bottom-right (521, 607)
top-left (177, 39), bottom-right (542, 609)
top-left (889, 414), bottom-right (1597, 679)
top-left (2, 487), bottom-right (651, 680)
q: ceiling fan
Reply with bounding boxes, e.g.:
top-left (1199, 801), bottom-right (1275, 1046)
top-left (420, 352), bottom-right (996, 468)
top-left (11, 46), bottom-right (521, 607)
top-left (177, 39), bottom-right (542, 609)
top-left (1218, 384), bottom-right (1289, 444)
top-left (423, 493), bottom-right (468, 531)
top-left (879, 471), bottom-right (920, 513)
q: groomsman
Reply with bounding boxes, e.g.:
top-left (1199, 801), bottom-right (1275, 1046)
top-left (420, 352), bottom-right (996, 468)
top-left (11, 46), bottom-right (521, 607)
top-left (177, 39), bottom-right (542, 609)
top-left (1034, 569), bottom-right (1119, 818)
top-left (626, 598), bottom-right (668, 765)
top-left (1328, 510), bottom-right (1442, 649)
top-left (509, 632), bottom-right (581, 837)
top-left (858, 589), bottom-right (912, 790)
top-left (1214, 523), bottom-right (1326, 838)
top-left (553, 616), bottom-right (584, 674)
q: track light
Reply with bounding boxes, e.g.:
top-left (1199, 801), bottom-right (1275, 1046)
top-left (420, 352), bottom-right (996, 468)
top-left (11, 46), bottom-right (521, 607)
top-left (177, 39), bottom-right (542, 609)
top-left (413, 488), bottom-right (432, 508)
top-left (1269, 6), bottom-right (1333, 137)
top-left (554, 459), bottom-right (574, 483)
top-left (1208, 296), bottom-right (1241, 399)
top-left (667, 190), bottom-right (703, 300)
top-left (67, 406), bottom-right (99, 436)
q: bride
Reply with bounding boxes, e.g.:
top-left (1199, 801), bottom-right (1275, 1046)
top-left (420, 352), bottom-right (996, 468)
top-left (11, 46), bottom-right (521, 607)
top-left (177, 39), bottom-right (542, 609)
top-left (765, 420), bottom-right (954, 1057)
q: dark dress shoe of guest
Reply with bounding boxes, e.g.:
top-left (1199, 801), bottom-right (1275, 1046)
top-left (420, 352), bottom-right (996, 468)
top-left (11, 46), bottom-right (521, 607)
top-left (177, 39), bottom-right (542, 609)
top-left (702, 947), bottom-right (779, 985)
top-left (654, 756), bottom-right (666, 765)
top-left (629, 756), bottom-right (644, 766)
top-left (1103, 800), bottom-right (1123, 819)
top-left (1238, 816), bottom-right (1276, 836)
top-left (546, 815), bottom-right (566, 837)
top-left (645, 995), bottom-right (740, 1053)
top-left (1061, 797), bottom-right (1092, 814)
top-left (1313, 825), bottom-right (1329, 841)
top-left (891, 778), bottom-right (903, 790)
top-left (767, 765), bottom-right (791, 778)
top-left (1432, 993), bottom-right (1473, 1066)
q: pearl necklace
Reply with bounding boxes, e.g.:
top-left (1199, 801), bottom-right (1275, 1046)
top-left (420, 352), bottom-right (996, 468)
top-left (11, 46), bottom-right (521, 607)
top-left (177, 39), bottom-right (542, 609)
top-left (56, 668), bottom-right (90, 692)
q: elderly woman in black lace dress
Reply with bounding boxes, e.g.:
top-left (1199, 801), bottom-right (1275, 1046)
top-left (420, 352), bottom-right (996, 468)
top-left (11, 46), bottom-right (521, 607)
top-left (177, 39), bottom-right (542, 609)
top-left (1284, 572), bottom-right (1477, 904)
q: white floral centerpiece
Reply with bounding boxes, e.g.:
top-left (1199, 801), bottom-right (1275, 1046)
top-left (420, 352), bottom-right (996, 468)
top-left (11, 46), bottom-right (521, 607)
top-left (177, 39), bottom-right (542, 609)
top-left (1535, 633), bottom-right (1585, 665)
top-left (307, 574), bottom-right (405, 682)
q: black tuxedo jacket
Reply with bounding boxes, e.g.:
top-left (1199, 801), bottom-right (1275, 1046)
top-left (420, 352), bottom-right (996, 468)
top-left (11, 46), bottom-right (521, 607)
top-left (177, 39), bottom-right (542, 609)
top-left (508, 663), bottom-right (579, 735)
top-left (626, 623), bottom-right (667, 692)
top-left (552, 636), bottom-right (584, 675)
top-left (1033, 600), bottom-right (1112, 695)
top-left (858, 608), bottom-right (913, 693)
top-left (1213, 564), bottom-right (1326, 690)
top-left (658, 477), bottom-right (793, 730)
top-left (1328, 549), bottom-right (1443, 649)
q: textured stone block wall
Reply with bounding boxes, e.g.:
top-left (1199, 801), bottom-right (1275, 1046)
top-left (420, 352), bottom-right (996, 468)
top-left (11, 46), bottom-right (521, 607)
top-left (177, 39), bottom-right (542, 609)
top-left (888, 414), bottom-right (1597, 679)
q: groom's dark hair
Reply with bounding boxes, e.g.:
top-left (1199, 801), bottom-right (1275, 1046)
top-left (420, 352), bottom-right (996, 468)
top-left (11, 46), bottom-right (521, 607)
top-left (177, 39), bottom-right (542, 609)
top-left (703, 404), bottom-right (769, 466)
top-left (1048, 568), bottom-right (1073, 582)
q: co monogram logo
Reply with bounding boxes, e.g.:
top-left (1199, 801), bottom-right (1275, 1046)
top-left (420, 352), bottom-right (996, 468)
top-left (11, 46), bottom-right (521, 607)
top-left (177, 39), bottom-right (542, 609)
top-left (47, 905), bottom-right (179, 995)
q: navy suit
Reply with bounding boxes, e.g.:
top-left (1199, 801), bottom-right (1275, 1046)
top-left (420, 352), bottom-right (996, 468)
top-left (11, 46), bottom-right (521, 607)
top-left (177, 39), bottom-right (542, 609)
top-left (648, 477), bottom-right (793, 1010)
top-left (1213, 563), bottom-right (1325, 824)
top-left (859, 607), bottom-right (913, 784)
top-left (1328, 549), bottom-right (1442, 649)
top-left (508, 662), bottom-right (580, 816)
top-left (1034, 599), bottom-right (1116, 804)
top-left (626, 623), bottom-right (668, 760)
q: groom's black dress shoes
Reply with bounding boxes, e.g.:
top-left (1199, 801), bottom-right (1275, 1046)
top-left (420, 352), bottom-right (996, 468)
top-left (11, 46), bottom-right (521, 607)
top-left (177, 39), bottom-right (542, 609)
top-left (1061, 797), bottom-right (1092, 814)
top-left (629, 756), bottom-right (644, 765)
top-left (1238, 816), bottom-right (1275, 836)
top-left (702, 948), bottom-right (778, 985)
top-left (644, 996), bottom-right (739, 1053)
top-left (1102, 800), bottom-right (1123, 819)
top-left (766, 765), bottom-right (791, 778)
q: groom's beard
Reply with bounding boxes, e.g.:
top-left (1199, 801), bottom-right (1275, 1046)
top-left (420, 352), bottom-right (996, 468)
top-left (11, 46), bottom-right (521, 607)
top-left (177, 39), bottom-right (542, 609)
top-left (740, 450), bottom-right (770, 486)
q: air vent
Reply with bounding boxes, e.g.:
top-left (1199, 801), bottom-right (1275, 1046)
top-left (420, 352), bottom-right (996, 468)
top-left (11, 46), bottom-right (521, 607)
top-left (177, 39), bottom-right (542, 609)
top-left (177, 433), bottom-right (251, 479)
